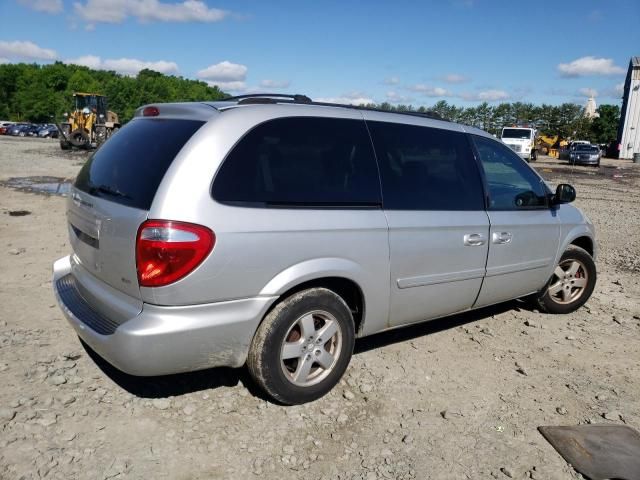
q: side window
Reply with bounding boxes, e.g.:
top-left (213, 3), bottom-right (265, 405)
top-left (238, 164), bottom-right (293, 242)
top-left (472, 135), bottom-right (548, 210)
top-left (212, 117), bottom-right (381, 207)
top-left (367, 121), bottom-right (484, 210)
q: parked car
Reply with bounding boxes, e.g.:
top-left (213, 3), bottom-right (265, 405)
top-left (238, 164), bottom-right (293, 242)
top-left (559, 140), bottom-right (591, 160)
top-left (53, 95), bottom-right (597, 404)
top-left (569, 144), bottom-right (601, 167)
top-left (24, 124), bottom-right (43, 136)
top-left (0, 122), bottom-right (15, 135)
top-left (38, 125), bottom-right (60, 138)
top-left (6, 123), bottom-right (30, 136)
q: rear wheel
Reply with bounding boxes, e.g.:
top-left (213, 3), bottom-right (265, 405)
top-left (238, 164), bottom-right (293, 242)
top-left (535, 245), bottom-right (596, 314)
top-left (247, 288), bottom-right (355, 405)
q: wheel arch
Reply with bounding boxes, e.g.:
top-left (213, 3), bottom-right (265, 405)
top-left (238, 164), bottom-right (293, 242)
top-left (259, 259), bottom-right (368, 335)
top-left (569, 235), bottom-right (594, 257)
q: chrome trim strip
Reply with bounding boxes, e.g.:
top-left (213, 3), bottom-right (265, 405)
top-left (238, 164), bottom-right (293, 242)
top-left (397, 268), bottom-right (486, 289)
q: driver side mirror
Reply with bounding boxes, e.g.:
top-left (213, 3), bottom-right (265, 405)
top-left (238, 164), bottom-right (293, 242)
top-left (553, 184), bottom-right (576, 204)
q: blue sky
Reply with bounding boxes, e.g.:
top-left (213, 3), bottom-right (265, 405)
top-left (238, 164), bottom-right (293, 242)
top-left (1, 0), bottom-right (638, 107)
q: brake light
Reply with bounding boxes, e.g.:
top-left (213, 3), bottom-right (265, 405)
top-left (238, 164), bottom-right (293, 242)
top-left (143, 106), bottom-right (159, 117)
top-left (136, 220), bottom-right (214, 287)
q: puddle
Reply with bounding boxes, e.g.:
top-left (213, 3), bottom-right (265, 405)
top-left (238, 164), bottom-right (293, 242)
top-left (1, 176), bottom-right (72, 196)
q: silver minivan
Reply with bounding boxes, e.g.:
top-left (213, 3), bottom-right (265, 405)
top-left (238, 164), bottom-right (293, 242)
top-left (53, 94), bottom-right (597, 404)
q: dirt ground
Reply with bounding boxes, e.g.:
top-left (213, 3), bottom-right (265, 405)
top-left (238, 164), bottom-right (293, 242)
top-left (1, 135), bottom-right (639, 480)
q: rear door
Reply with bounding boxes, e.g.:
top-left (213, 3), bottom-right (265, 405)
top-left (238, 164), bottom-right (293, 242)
top-left (366, 119), bottom-right (489, 327)
top-left (69, 118), bottom-right (205, 300)
top-left (471, 134), bottom-right (560, 307)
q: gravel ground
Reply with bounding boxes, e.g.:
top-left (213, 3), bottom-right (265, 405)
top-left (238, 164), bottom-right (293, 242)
top-left (1, 135), bottom-right (639, 480)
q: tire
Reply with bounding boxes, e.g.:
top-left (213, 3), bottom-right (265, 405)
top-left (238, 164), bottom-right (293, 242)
top-left (247, 288), bottom-right (355, 405)
top-left (535, 245), bottom-right (596, 314)
top-left (530, 150), bottom-right (537, 162)
top-left (69, 128), bottom-right (90, 148)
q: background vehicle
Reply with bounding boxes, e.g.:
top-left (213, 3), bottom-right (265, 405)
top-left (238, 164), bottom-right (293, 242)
top-left (6, 123), bottom-right (30, 136)
top-left (501, 126), bottom-right (537, 161)
top-left (0, 122), bottom-right (15, 135)
top-left (536, 134), bottom-right (568, 158)
top-left (38, 124), bottom-right (60, 138)
top-left (23, 124), bottom-right (42, 136)
top-left (569, 144), bottom-right (601, 166)
top-left (58, 92), bottom-right (120, 150)
top-left (53, 95), bottom-right (597, 405)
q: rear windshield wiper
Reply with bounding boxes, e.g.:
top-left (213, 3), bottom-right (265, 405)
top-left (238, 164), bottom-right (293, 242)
top-left (89, 184), bottom-right (131, 199)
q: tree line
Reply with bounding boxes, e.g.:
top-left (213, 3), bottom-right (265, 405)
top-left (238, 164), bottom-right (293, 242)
top-left (364, 100), bottom-right (620, 144)
top-left (0, 62), bottom-right (226, 123)
top-left (0, 62), bottom-right (620, 144)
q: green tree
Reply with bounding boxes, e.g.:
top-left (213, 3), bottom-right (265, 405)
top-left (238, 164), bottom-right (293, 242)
top-left (590, 105), bottom-right (620, 143)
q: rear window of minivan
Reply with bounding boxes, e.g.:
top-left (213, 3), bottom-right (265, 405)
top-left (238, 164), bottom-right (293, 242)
top-left (74, 118), bottom-right (204, 210)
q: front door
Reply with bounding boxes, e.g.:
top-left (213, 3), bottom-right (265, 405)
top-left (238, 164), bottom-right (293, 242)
top-left (471, 134), bottom-right (560, 308)
top-left (364, 117), bottom-right (489, 327)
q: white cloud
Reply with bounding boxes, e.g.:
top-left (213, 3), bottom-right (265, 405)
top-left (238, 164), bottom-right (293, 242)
top-left (73, 0), bottom-right (228, 24)
top-left (64, 55), bottom-right (178, 75)
top-left (383, 76), bottom-right (400, 85)
top-left (315, 94), bottom-right (374, 106)
top-left (105, 58), bottom-right (178, 75)
top-left (17, 0), bottom-right (63, 13)
top-left (197, 60), bottom-right (247, 82)
top-left (206, 80), bottom-right (246, 91)
top-left (460, 89), bottom-right (510, 101)
top-left (65, 54), bottom-right (102, 69)
top-left (557, 56), bottom-right (625, 77)
top-left (409, 84), bottom-right (453, 97)
top-left (440, 73), bottom-right (469, 84)
top-left (0, 58), bottom-right (10, 64)
top-left (0, 40), bottom-right (57, 60)
top-left (601, 83), bottom-right (625, 99)
top-left (385, 91), bottom-right (413, 103)
top-left (578, 87), bottom-right (598, 98)
top-left (259, 79), bottom-right (290, 89)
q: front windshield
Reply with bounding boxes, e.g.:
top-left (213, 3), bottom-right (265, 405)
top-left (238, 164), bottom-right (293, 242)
top-left (75, 95), bottom-right (98, 111)
top-left (502, 128), bottom-right (532, 139)
top-left (575, 145), bottom-right (597, 151)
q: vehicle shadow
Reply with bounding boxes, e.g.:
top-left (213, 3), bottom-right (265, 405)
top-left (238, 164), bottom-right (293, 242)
top-left (82, 299), bottom-right (528, 400)
top-left (354, 300), bottom-right (521, 354)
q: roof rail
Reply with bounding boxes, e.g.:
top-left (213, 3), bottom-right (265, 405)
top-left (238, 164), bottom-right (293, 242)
top-left (221, 93), bottom-right (445, 121)
top-left (225, 93), bottom-right (312, 104)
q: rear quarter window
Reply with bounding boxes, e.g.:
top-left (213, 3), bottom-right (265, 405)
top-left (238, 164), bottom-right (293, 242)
top-left (212, 117), bottom-right (382, 207)
top-left (74, 118), bottom-right (204, 210)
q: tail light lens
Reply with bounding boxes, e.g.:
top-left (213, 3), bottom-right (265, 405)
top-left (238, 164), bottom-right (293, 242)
top-left (136, 220), bottom-right (214, 287)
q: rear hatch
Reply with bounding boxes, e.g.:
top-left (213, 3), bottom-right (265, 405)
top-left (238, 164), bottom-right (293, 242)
top-left (68, 117), bottom-right (205, 305)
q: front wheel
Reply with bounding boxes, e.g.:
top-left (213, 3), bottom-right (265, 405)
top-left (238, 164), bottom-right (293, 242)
top-left (247, 288), bottom-right (355, 405)
top-left (535, 245), bottom-right (596, 314)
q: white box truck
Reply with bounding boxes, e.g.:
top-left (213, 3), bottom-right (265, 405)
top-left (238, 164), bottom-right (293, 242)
top-left (501, 126), bottom-right (537, 162)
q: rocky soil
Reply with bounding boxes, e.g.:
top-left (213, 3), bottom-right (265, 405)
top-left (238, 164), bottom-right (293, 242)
top-left (1, 136), bottom-right (639, 480)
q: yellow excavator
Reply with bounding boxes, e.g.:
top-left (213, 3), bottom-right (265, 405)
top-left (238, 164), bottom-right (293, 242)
top-left (58, 92), bottom-right (120, 150)
top-left (536, 134), bottom-right (568, 158)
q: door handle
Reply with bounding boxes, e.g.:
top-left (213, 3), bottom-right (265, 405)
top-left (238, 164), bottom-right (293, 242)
top-left (492, 232), bottom-right (513, 244)
top-left (463, 233), bottom-right (486, 246)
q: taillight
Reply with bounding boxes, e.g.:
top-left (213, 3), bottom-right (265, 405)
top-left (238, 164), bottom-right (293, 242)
top-left (136, 220), bottom-right (214, 287)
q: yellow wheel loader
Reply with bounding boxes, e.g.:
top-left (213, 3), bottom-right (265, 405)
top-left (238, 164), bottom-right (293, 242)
top-left (58, 93), bottom-right (120, 150)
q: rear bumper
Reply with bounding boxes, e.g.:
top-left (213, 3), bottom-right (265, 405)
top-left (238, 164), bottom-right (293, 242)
top-left (53, 256), bottom-right (276, 376)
